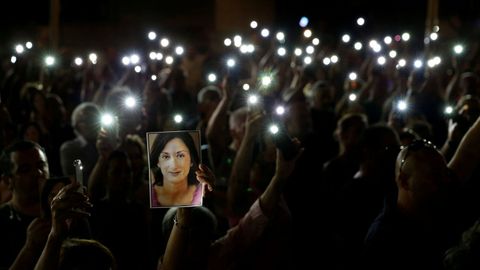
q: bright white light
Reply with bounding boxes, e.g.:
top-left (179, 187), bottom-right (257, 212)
top-left (357, 17), bottom-right (365, 26)
top-left (175, 46), bottom-right (184, 55)
top-left (377, 56), bottom-right (386, 65)
top-left (160, 38), bottom-right (170, 47)
top-left (165, 56), bottom-right (174, 65)
top-left (304, 56), bottom-right (312, 65)
top-left (45, 56), bottom-right (55, 66)
top-left (233, 35), bottom-right (242, 47)
top-left (349, 93), bottom-right (357, 102)
top-left (269, 124), bottom-right (279, 134)
top-left (74, 57), bottom-right (83, 66)
top-left (15, 44), bottom-right (24, 54)
top-left (262, 75), bottom-right (272, 87)
top-left (89, 53), bottom-right (97, 64)
top-left (25, 42), bottom-right (33, 49)
top-left (101, 114), bottom-right (114, 126)
top-left (156, 52), bottom-right (163, 60)
top-left (250, 20), bottom-right (258, 29)
top-left (277, 47), bottom-right (286, 56)
top-left (174, 114), bottom-right (183, 123)
top-left (276, 32), bottom-right (285, 41)
top-left (149, 51), bottom-right (157, 60)
top-left (397, 100), bottom-right (408, 111)
top-left (384, 36), bottom-right (392, 44)
top-left (247, 44), bottom-right (255, 53)
top-left (454, 44), bottom-right (464, 54)
top-left (330, 55), bottom-right (339, 63)
top-left (134, 65), bottom-right (142, 73)
top-left (306, 45), bottom-right (315, 54)
top-left (323, 57), bottom-right (331, 65)
top-left (242, 83), bottom-right (250, 91)
top-left (224, 38), bottom-right (232, 46)
top-left (261, 28), bottom-right (270, 37)
top-left (207, 73), bottom-right (217, 83)
top-left (299, 16), bottom-right (309, 28)
top-left (398, 59), bottom-right (406, 67)
top-left (294, 48), bottom-right (302, 56)
top-left (124, 96), bottom-right (136, 108)
top-left (248, 95), bottom-right (258, 105)
top-left (389, 50), bottom-right (397, 58)
top-left (312, 38), bottom-right (320, 46)
top-left (303, 29), bottom-right (312, 38)
top-left (401, 32), bottom-right (411, 41)
top-left (354, 42), bottom-right (363, 50)
top-left (430, 32), bottom-right (438, 41)
top-left (148, 31), bottom-right (157, 40)
top-left (342, 34), bottom-right (351, 43)
top-left (226, 58), bottom-right (235, 68)
top-left (372, 44), bottom-right (382, 53)
top-left (240, 45), bottom-right (249, 54)
top-left (433, 56), bottom-right (441, 65)
top-left (122, 56), bottom-right (130, 66)
top-left (445, 106), bottom-right (454, 114)
top-left (275, 106), bottom-right (285, 115)
top-left (349, 72), bottom-right (357, 81)
top-left (414, 59), bottom-right (423, 69)
top-left (151, 75), bottom-right (157, 81)
top-left (10, 56), bottom-right (17, 64)
top-left (130, 54), bottom-right (140, 64)
top-left (427, 59), bottom-right (436, 68)
top-left (433, 25), bottom-right (440, 32)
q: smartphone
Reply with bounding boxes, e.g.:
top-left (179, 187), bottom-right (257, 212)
top-left (100, 113), bottom-right (119, 146)
top-left (269, 120), bottom-right (299, 160)
top-left (73, 159), bottom-right (84, 193)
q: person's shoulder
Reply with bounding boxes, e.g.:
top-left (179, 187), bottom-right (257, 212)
top-left (60, 137), bottom-right (83, 151)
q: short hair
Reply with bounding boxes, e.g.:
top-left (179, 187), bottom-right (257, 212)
top-left (197, 85), bottom-right (221, 104)
top-left (59, 238), bottom-right (116, 270)
top-left (0, 140), bottom-right (46, 177)
top-left (71, 102), bottom-right (100, 130)
top-left (162, 206), bottom-right (218, 240)
top-left (337, 113), bottom-right (368, 134)
top-left (149, 132), bottom-right (200, 186)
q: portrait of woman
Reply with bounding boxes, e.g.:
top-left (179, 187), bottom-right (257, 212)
top-left (147, 130), bottom-right (203, 207)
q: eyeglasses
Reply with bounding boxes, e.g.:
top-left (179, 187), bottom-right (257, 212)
top-left (399, 139), bottom-right (437, 174)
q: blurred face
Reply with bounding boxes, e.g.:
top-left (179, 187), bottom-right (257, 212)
top-left (10, 147), bottom-right (49, 202)
top-left (157, 138), bottom-right (191, 185)
top-left (107, 156), bottom-right (132, 195)
top-left (123, 144), bottom-right (145, 177)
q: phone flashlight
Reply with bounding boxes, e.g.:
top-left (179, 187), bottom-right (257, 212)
top-left (250, 20), bottom-right (258, 29)
top-left (261, 28), bottom-right (270, 38)
top-left (269, 122), bottom-right (299, 160)
top-left (15, 44), bottom-right (24, 54)
top-left (299, 16), bottom-right (309, 28)
top-left (148, 31), bottom-right (157, 40)
top-left (11, 56), bottom-right (17, 64)
top-left (226, 58), bottom-right (236, 68)
top-left (207, 73), bottom-right (217, 83)
top-left (444, 106), bottom-right (454, 115)
top-left (401, 32), bottom-right (410, 42)
top-left (354, 42), bottom-right (362, 50)
top-left (160, 38), bottom-right (170, 48)
top-left (357, 17), bottom-right (365, 26)
top-left (397, 100), bottom-right (408, 111)
top-left (413, 59), bottom-right (423, 69)
top-left (261, 75), bottom-right (272, 87)
top-left (122, 56), bottom-right (130, 66)
top-left (242, 83), bottom-right (250, 91)
top-left (453, 44), bottom-right (464, 55)
top-left (174, 114), bottom-right (183, 124)
top-left (151, 75), bottom-right (157, 81)
top-left (247, 94), bottom-right (259, 105)
top-left (130, 54), bottom-right (140, 65)
top-left (312, 38), bottom-right (320, 46)
top-left (74, 57), bottom-right (83, 66)
top-left (276, 32), bottom-right (285, 42)
top-left (124, 96), bottom-right (136, 108)
top-left (348, 72), bottom-right (357, 81)
top-left (134, 65), bottom-right (142, 73)
top-left (348, 93), bottom-right (357, 102)
top-left (175, 46), bottom-right (184, 56)
top-left (45, 55), bottom-right (55, 66)
top-left (73, 159), bottom-right (84, 188)
top-left (303, 29), bottom-right (312, 38)
top-left (342, 34), bottom-right (351, 43)
top-left (277, 47), bottom-right (287, 57)
top-left (89, 53), bottom-right (97, 64)
top-left (275, 105), bottom-right (285, 115)
top-left (224, 38), bottom-right (232, 47)
top-left (25, 41), bottom-right (33, 49)
top-left (165, 56), bottom-right (174, 65)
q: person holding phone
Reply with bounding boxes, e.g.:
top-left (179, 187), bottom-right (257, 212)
top-left (149, 131), bottom-right (204, 207)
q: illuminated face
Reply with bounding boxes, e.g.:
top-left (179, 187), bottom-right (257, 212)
top-left (11, 147), bottom-right (49, 202)
top-left (157, 138), bottom-right (191, 184)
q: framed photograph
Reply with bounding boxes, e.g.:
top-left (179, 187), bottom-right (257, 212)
top-left (146, 130), bottom-right (203, 208)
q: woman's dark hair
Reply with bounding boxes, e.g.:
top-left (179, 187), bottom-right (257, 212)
top-left (149, 132), bottom-right (200, 186)
top-left (41, 176), bottom-right (70, 218)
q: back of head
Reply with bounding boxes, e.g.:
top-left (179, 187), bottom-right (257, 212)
top-left (197, 85), bottom-right (221, 104)
top-left (336, 113), bottom-right (368, 151)
top-left (59, 238), bottom-right (116, 270)
top-left (71, 102), bottom-right (101, 138)
top-left (162, 206), bottom-right (218, 242)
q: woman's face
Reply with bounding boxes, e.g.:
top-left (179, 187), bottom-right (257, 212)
top-left (158, 138), bottom-right (192, 184)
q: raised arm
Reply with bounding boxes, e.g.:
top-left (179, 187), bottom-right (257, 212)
top-left (448, 116), bottom-right (480, 183)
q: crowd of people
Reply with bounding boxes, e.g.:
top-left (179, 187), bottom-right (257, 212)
top-left (2, 13), bottom-right (480, 270)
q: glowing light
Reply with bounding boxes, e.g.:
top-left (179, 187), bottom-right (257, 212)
top-left (148, 31), bottom-right (157, 40)
top-left (445, 106), bottom-right (454, 114)
top-left (261, 75), bottom-right (272, 87)
top-left (165, 56), bottom-right (174, 65)
top-left (15, 44), bottom-right (24, 54)
top-left (349, 93), bottom-right (357, 102)
top-left (89, 53), bottom-right (97, 64)
top-left (101, 114), bottom-right (114, 126)
top-left (330, 55), bottom-right (339, 63)
top-left (342, 34), bottom-right (351, 43)
top-left (377, 56), bottom-right (386, 65)
top-left (269, 124), bottom-right (279, 134)
top-left (294, 48), bottom-right (302, 56)
top-left (304, 56), bottom-right (312, 65)
top-left (430, 32), bottom-right (438, 41)
top-left (207, 73), bottom-right (217, 83)
top-left (224, 38), bottom-right (232, 46)
top-left (233, 35), bottom-right (242, 47)
top-left (277, 47), bottom-right (286, 56)
top-left (384, 36), bottom-right (392, 44)
top-left (312, 38), bottom-right (320, 46)
top-left (248, 95), bottom-right (259, 105)
top-left (414, 59), bottom-right (423, 69)
top-left (10, 56), bottom-right (16, 63)
top-left (149, 51), bottom-right (157, 60)
top-left (151, 75), bottom-right (157, 81)
top-left (276, 32), bottom-right (285, 42)
top-left (130, 54), bottom-right (140, 64)
top-left (303, 29), bottom-right (312, 38)
top-left (261, 28), bottom-right (270, 37)
top-left (160, 38), bottom-right (170, 47)
top-left (156, 52), bottom-right (163, 60)
top-left (174, 114), bottom-right (183, 123)
top-left (275, 106), bottom-right (285, 115)
top-left (306, 45), bottom-right (314, 54)
top-left (357, 17), bottom-right (365, 26)
top-left (323, 57), bottom-right (331, 65)
top-left (242, 83), bottom-right (250, 91)
top-left (397, 100), bottom-right (408, 111)
top-left (454, 44), bottom-right (464, 54)
top-left (389, 50), bottom-right (397, 58)
top-left (398, 59), bottom-right (407, 67)
top-left (433, 25), bottom-right (440, 32)
top-left (122, 56), bottom-right (130, 66)
top-left (348, 72), bottom-right (357, 81)
top-left (124, 96), bottom-right (136, 108)
top-left (354, 42), bottom-right (363, 50)
top-left (74, 57), bottom-right (83, 66)
top-left (250, 20), bottom-right (258, 29)
top-left (134, 65), bottom-right (142, 73)
top-left (226, 58), bottom-right (235, 68)
top-left (45, 56), bottom-right (55, 66)
top-left (401, 32), bottom-right (410, 41)
top-left (25, 42), bottom-right (33, 49)
top-left (175, 46), bottom-right (184, 55)
top-left (299, 16), bottom-right (309, 27)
